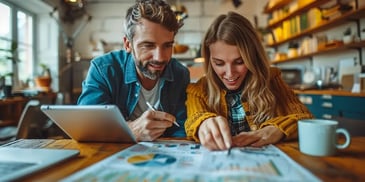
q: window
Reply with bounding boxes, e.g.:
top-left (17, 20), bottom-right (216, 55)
top-left (17, 11), bottom-right (34, 82)
top-left (0, 1), bottom-right (34, 88)
top-left (0, 3), bottom-right (12, 78)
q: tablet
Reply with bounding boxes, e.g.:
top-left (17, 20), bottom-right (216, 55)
top-left (40, 105), bottom-right (137, 143)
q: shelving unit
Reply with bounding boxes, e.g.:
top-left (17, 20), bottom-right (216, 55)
top-left (263, 0), bottom-right (293, 14)
top-left (272, 40), bottom-right (365, 64)
top-left (266, 0), bottom-right (328, 29)
top-left (262, 0), bottom-right (365, 64)
top-left (263, 0), bottom-right (365, 123)
top-left (267, 5), bottom-right (365, 48)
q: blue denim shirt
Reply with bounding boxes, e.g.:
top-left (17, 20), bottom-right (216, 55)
top-left (77, 50), bottom-right (190, 137)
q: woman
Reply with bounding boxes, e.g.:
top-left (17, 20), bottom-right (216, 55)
top-left (185, 12), bottom-right (313, 150)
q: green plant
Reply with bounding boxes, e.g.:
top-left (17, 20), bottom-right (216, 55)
top-left (343, 27), bottom-right (352, 36)
top-left (39, 63), bottom-right (51, 77)
top-left (288, 42), bottom-right (299, 49)
top-left (0, 39), bottom-right (20, 64)
top-left (0, 72), bottom-right (13, 90)
top-left (0, 38), bottom-right (21, 83)
top-left (34, 63), bottom-right (52, 90)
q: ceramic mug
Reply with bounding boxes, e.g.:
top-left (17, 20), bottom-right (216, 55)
top-left (298, 119), bottom-right (351, 156)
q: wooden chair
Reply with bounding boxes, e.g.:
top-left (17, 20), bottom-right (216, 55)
top-left (0, 99), bottom-right (52, 143)
top-left (15, 100), bottom-right (50, 139)
top-left (0, 97), bottom-right (68, 145)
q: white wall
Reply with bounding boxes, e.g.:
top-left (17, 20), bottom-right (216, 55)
top-left (12, 0), bottom-right (365, 91)
top-left (68, 0), bottom-right (269, 59)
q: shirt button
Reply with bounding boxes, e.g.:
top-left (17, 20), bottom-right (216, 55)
top-left (250, 125), bottom-right (257, 131)
top-left (135, 94), bottom-right (138, 97)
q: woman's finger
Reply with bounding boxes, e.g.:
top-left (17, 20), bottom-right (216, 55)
top-left (232, 132), bottom-right (261, 146)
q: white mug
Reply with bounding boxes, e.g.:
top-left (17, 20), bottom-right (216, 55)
top-left (298, 119), bottom-right (351, 156)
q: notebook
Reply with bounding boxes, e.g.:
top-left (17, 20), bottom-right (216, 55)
top-left (40, 105), bottom-right (137, 143)
top-left (0, 147), bottom-right (79, 181)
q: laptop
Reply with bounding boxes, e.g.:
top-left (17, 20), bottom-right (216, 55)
top-left (0, 147), bottom-right (79, 181)
top-left (40, 105), bottom-right (137, 143)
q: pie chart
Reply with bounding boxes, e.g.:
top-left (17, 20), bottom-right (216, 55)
top-left (127, 153), bottom-right (176, 167)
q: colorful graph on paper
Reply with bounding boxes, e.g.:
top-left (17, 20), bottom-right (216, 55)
top-left (61, 141), bottom-right (320, 182)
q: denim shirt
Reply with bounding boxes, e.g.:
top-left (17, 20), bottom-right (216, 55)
top-left (77, 50), bottom-right (190, 137)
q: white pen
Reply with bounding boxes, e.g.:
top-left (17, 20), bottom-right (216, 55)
top-left (146, 101), bottom-right (180, 127)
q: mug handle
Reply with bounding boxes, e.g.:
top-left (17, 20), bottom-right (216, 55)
top-left (336, 128), bottom-right (351, 149)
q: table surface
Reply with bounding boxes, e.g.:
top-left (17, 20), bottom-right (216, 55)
top-left (20, 137), bottom-right (365, 182)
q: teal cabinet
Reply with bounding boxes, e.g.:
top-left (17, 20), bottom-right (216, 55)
top-left (335, 96), bottom-right (365, 121)
top-left (298, 94), bottom-right (365, 120)
top-left (298, 94), bottom-right (337, 119)
top-left (297, 93), bottom-right (365, 136)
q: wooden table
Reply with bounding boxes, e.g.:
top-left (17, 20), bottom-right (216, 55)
top-left (23, 137), bottom-right (365, 181)
top-left (0, 97), bottom-right (29, 126)
top-left (0, 92), bottom-right (57, 126)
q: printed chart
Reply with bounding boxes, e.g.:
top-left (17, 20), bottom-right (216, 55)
top-left (61, 141), bottom-right (320, 182)
top-left (127, 153), bottom-right (177, 167)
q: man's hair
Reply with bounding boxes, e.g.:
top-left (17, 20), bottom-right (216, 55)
top-left (124, 0), bottom-right (181, 41)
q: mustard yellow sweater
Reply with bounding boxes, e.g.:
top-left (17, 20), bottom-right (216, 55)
top-left (185, 67), bottom-right (313, 142)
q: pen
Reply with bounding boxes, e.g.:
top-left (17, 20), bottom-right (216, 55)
top-left (227, 147), bottom-right (232, 156)
top-left (146, 101), bottom-right (180, 127)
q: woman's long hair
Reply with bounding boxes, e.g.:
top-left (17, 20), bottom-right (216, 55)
top-left (202, 11), bottom-right (276, 124)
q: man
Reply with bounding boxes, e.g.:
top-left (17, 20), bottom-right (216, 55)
top-left (78, 0), bottom-right (190, 141)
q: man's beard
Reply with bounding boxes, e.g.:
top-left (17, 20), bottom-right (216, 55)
top-left (137, 60), bottom-right (166, 80)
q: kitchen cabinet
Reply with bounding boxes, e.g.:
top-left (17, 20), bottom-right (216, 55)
top-left (297, 92), bottom-right (365, 136)
top-left (298, 93), bottom-right (365, 120)
top-left (262, 0), bottom-right (365, 64)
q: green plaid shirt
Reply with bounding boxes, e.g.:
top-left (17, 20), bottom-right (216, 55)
top-left (226, 91), bottom-right (250, 136)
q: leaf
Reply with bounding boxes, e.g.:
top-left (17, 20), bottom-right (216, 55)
top-left (10, 40), bottom-right (18, 53)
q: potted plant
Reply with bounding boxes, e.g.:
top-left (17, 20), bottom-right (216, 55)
top-left (287, 42), bottom-right (299, 58)
top-left (0, 73), bottom-right (14, 98)
top-left (34, 63), bottom-right (52, 92)
top-left (343, 27), bottom-right (353, 44)
top-left (361, 28), bottom-right (365, 41)
top-left (0, 39), bottom-right (20, 97)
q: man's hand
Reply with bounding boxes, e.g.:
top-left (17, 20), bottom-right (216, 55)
top-left (198, 116), bottom-right (232, 150)
top-left (232, 125), bottom-right (284, 147)
top-left (127, 110), bottom-right (175, 141)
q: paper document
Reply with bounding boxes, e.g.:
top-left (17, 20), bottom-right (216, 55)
top-left (62, 140), bottom-right (320, 182)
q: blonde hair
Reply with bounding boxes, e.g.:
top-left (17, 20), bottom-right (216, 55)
top-left (202, 12), bottom-right (276, 124)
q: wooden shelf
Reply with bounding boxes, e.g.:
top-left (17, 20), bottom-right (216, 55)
top-left (271, 40), bottom-right (365, 64)
top-left (0, 93), bottom-right (57, 127)
top-left (267, 6), bottom-right (365, 47)
top-left (263, 0), bottom-right (292, 14)
top-left (0, 120), bottom-right (17, 127)
top-left (267, 0), bottom-right (328, 28)
top-left (294, 89), bottom-right (365, 97)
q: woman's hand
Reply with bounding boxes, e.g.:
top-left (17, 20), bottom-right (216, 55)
top-left (198, 116), bottom-right (232, 150)
top-left (232, 125), bottom-right (284, 147)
